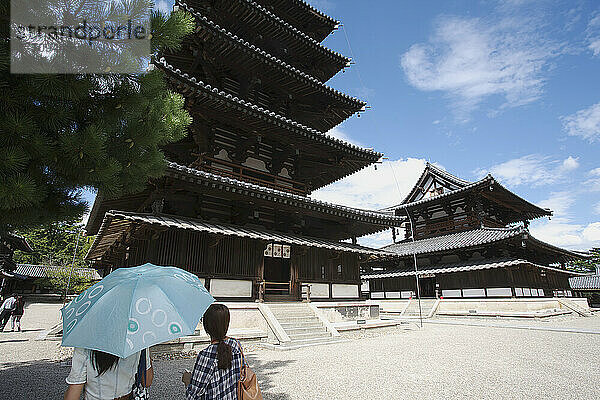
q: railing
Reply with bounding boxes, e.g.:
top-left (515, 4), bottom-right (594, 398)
top-left (193, 155), bottom-right (308, 195)
top-left (257, 280), bottom-right (292, 301)
top-left (410, 214), bottom-right (480, 239)
top-left (301, 283), bottom-right (312, 303)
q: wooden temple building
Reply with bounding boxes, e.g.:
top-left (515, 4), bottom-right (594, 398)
top-left (362, 163), bottom-right (588, 299)
top-left (84, 0), bottom-right (401, 301)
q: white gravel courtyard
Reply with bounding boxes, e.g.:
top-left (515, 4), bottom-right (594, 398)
top-left (1, 306), bottom-right (599, 399)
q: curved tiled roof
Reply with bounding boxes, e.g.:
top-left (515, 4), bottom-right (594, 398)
top-left (167, 162), bottom-right (402, 225)
top-left (569, 275), bottom-right (600, 290)
top-left (14, 264), bottom-right (101, 280)
top-left (178, 1), bottom-right (349, 70)
top-left (86, 211), bottom-right (392, 260)
top-left (400, 162), bottom-right (471, 205)
top-left (362, 258), bottom-right (586, 279)
top-left (174, 4), bottom-right (363, 108)
top-left (381, 227), bottom-right (525, 257)
top-left (383, 174), bottom-right (551, 222)
top-left (380, 226), bottom-right (586, 261)
top-left (1, 233), bottom-right (33, 253)
top-left (155, 57), bottom-right (380, 160)
top-left (289, 0), bottom-right (340, 27)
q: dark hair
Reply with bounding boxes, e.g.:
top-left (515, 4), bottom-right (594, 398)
top-left (202, 304), bottom-right (232, 370)
top-left (91, 350), bottom-right (119, 376)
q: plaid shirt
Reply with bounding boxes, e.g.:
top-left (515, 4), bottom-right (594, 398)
top-left (186, 338), bottom-right (244, 400)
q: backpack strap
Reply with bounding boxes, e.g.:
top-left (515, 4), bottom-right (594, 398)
top-left (136, 349), bottom-right (147, 387)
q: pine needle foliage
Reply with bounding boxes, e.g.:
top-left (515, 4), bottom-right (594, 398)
top-left (0, 1), bottom-right (193, 232)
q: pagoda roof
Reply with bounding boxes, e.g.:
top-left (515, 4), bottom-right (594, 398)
top-left (166, 162), bottom-right (401, 225)
top-left (361, 258), bottom-right (587, 279)
top-left (86, 210), bottom-right (391, 261)
top-left (381, 163), bottom-right (551, 222)
top-left (85, 162), bottom-right (402, 237)
top-left (155, 58), bottom-right (381, 188)
top-left (179, 1), bottom-right (349, 81)
top-left (163, 8), bottom-right (365, 130)
top-left (380, 226), bottom-right (587, 261)
top-left (253, 0), bottom-right (340, 41)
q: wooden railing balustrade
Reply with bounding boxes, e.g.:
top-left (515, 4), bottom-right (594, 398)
top-left (193, 156), bottom-right (308, 195)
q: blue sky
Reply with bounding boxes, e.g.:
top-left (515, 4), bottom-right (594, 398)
top-left (304, 0), bottom-right (600, 250)
top-left (85, 0), bottom-right (600, 250)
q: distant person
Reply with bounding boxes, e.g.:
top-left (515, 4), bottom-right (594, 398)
top-left (182, 304), bottom-right (245, 400)
top-left (0, 293), bottom-right (17, 331)
top-left (63, 348), bottom-right (153, 400)
top-left (10, 295), bottom-right (25, 332)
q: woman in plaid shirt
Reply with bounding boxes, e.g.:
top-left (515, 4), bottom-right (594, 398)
top-left (182, 304), bottom-right (245, 399)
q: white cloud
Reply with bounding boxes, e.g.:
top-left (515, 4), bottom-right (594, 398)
top-left (585, 167), bottom-right (600, 191)
top-left (583, 222), bottom-right (600, 243)
top-left (530, 191), bottom-right (600, 250)
top-left (587, 13), bottom-right (600, 56)
top-left (312, 158), bottom-right (427, 248)
top-left (400, 12), bottom-right (561, 117)
top-left (562, 102), bottom-right (600, 142)
top-left (537, 191), bottom-right (575, 218)
top-left (326, 127), bottom-right (364, 148)
top-left (312, 158), bottom-right (426, 212)
top-left (475, 155), bottom-right (579, 186)
top-left (357, 230), bottom-right (395, 249)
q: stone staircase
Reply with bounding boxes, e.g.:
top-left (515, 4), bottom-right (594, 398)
top-left (267, 303), bottom-right (343, 349)
top-left (402, 298), bottom-right (439, 318)
top-left (558, 298), bottom-right (592, 317)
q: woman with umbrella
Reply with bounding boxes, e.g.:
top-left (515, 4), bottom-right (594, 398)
top-left (61, 264), bottom-right (214, 400)
top-left (64, 347), bottom-right (154, 400)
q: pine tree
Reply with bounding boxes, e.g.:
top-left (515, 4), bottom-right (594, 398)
top-left (568, 248), bottom-right (600, 274)
top-left (0, 1), bottom-right (194, 232)
top-left (13, 219), bottom-right (92, 267)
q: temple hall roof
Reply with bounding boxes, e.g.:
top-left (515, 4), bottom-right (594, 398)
top-left (381, 226), bottom-right (586, 261)
top-left (569, 274), bottom-right (600, 290)
top-left (361, 258), bottom-right (586, 279)
top-left (381, 163), bottom-right (552, 222)
top-left (86, 211), bottom-right (392, 261)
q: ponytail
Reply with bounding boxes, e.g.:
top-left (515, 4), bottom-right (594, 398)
top-left (203, 304), bottom-right (232, 370)
top-left (216, 339), bottom-right (233, 370)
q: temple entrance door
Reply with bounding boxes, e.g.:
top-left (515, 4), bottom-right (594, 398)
top-left (419, 277), bottom-right (436, 298)
top-left (263, 243), bottom-right (293, 300)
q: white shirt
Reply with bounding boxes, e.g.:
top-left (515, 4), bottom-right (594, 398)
top-left (0, 297), bottom-right (16, 311)
top-left (66, 348), bottom-right (151, 400)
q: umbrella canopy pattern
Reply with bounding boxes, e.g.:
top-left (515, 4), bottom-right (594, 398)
top-left (61, 263), bottom-right (214, 358)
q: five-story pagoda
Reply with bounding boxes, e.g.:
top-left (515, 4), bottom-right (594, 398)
top-left (85, 0), bottom-right (401, 301)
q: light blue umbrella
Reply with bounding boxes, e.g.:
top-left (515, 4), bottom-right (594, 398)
top-left (61, 263), bottom-right (214, 358)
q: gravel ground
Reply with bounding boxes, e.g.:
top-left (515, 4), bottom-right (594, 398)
top-left (1, 315), bottom-right (599, 399)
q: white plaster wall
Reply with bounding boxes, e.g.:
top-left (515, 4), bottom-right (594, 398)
top-left (442, 289), bottom-right (461, 298)
top-left (306, 283), bottom-right (329, 298)
top-left (385, 291), bottom-right (401, 299)
top-left (462, 288), bottom-right (485, 297)
top-left (209, 279), bottom-right (253, 298)
top-left (332, 284), bottom-right (359, 298)
top-left (371, 300), bottom-right (410, 312)
top-left (371, 292), bottom-right (384, 299)
top-left (486, 288), bottom-right (512, 297)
